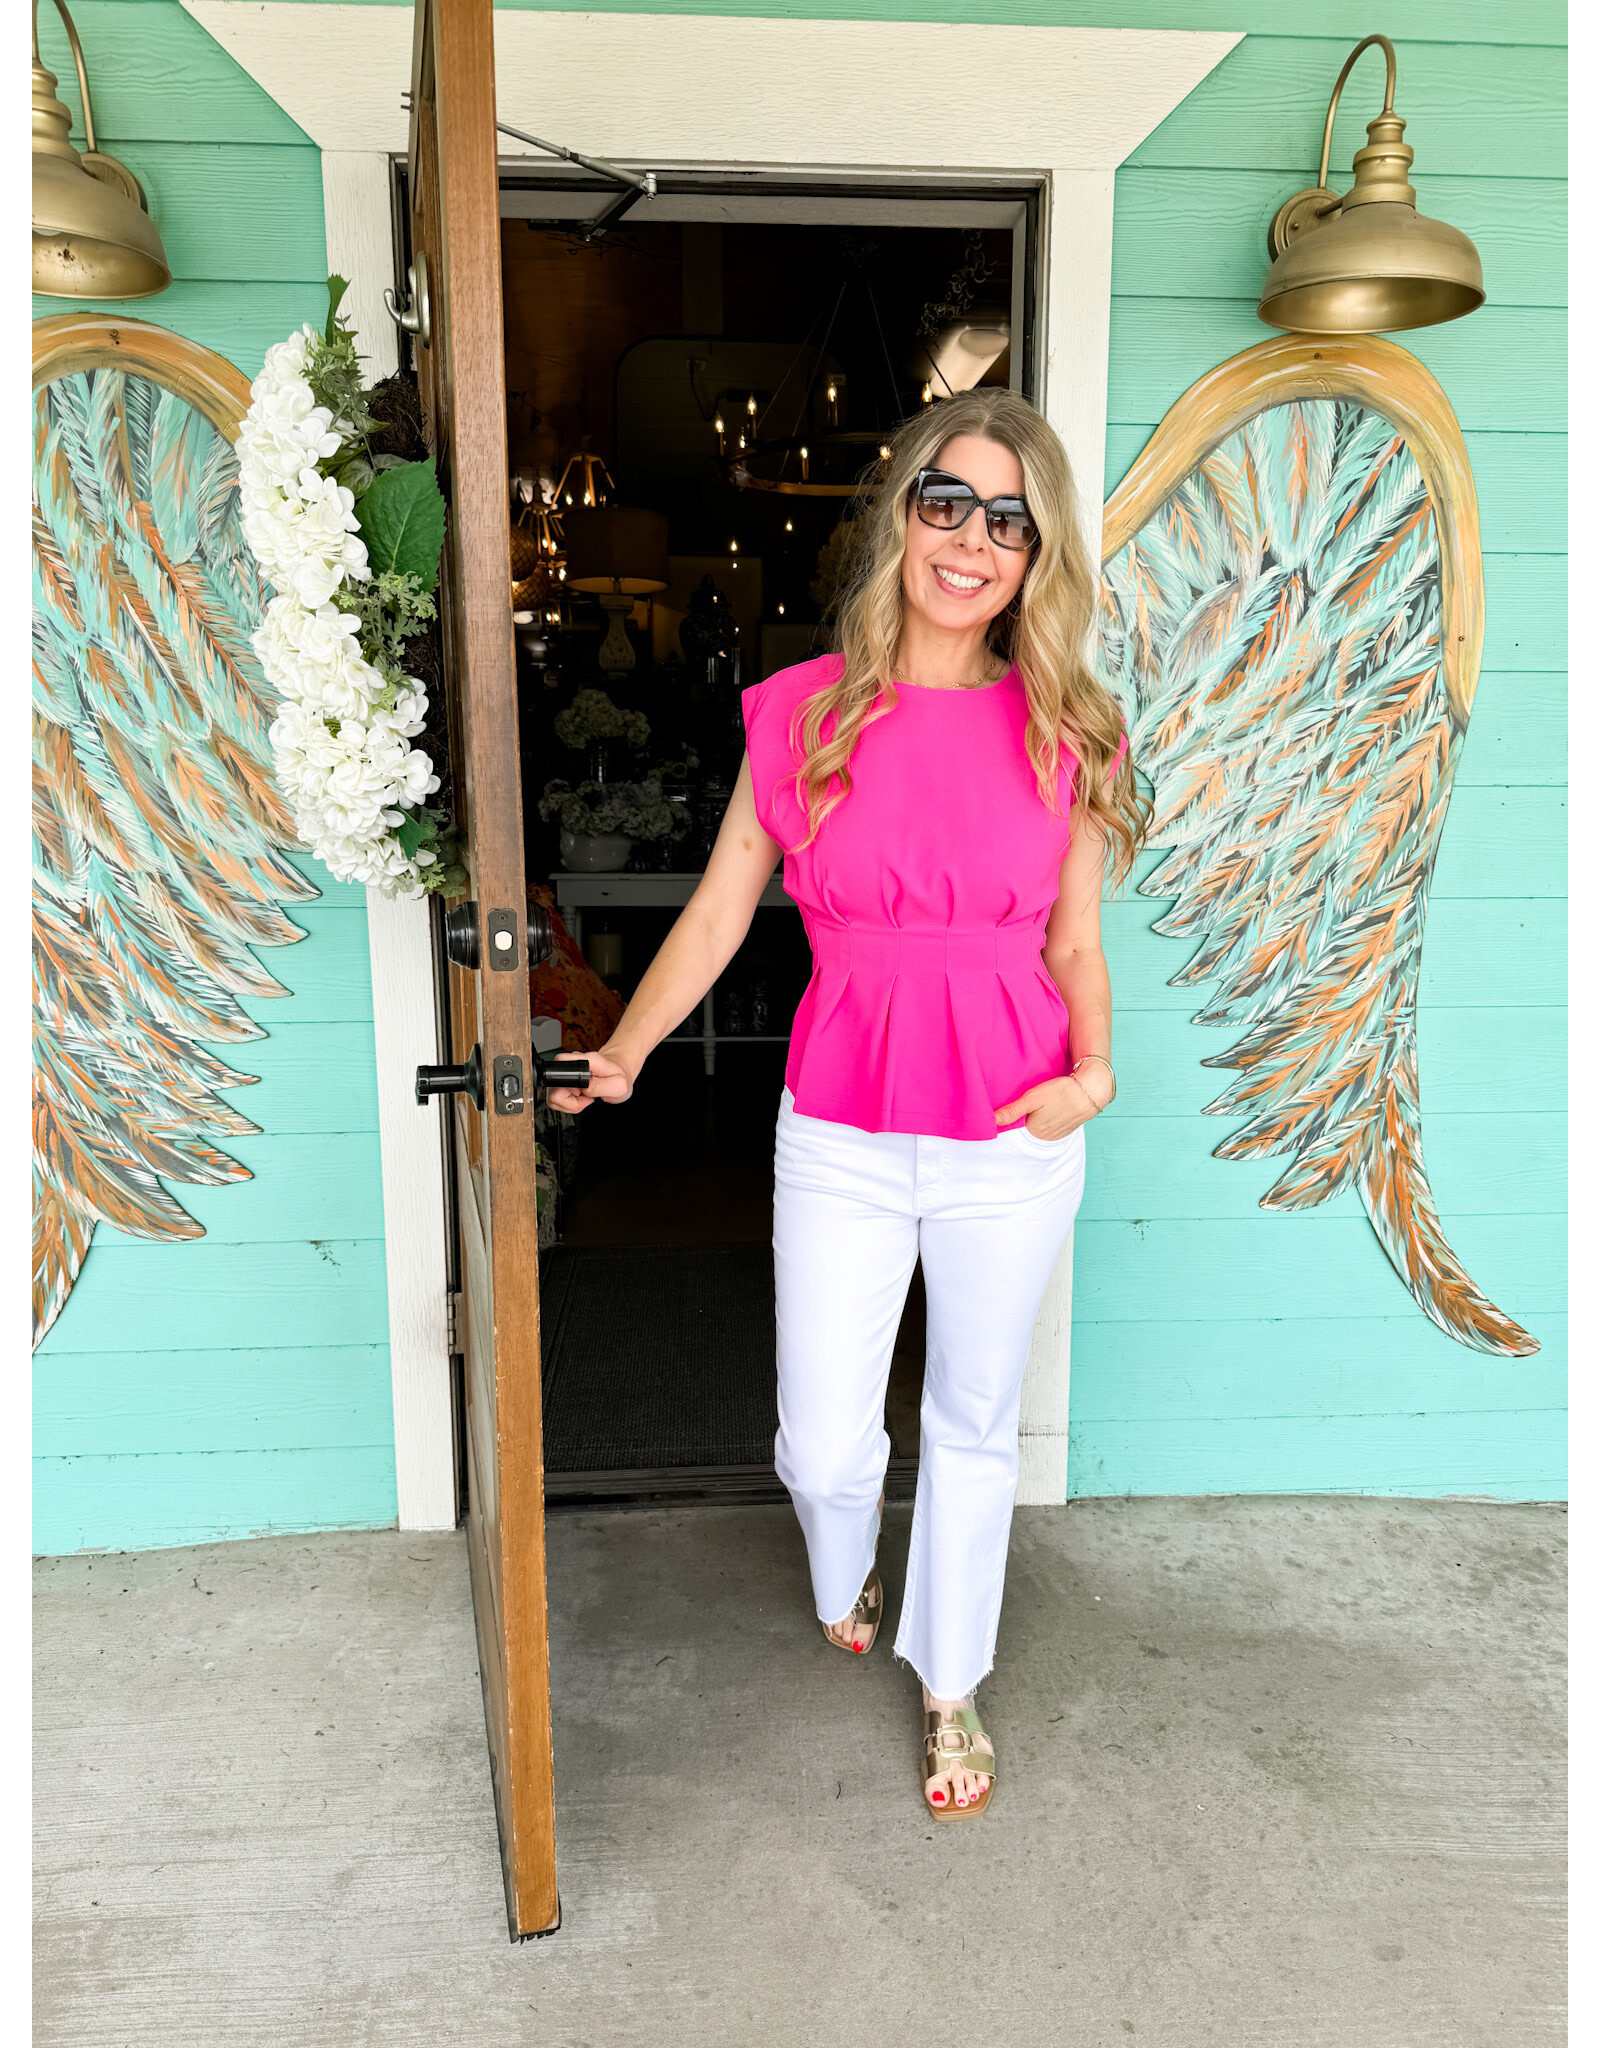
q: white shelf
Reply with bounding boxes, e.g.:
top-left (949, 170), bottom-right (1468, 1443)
top-left (551, 870), bottom-right (795, 912)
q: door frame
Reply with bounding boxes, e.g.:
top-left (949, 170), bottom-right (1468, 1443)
top-left (185, 0), bottom-right (1242, 1519)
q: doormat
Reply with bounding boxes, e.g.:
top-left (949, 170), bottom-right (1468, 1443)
top-left (539, 1242), bottom-right (779, 1473)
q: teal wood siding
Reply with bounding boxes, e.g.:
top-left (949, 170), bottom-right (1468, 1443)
top-left (31, 3), bottom-right (396, 1552)
top-left (31, 0), bottom-right (1563, 1539)
top-left (1084, 9), bottom-right (1566, 1500)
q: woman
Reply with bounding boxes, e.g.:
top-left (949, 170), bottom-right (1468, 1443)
top-left (549, 387), bottom-right (1147, 1819)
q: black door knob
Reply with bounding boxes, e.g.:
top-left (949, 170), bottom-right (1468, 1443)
top-left (416, 1043), bottom-right (484, 1109)
top-left (534, 1046), bottom-right (591, 1093)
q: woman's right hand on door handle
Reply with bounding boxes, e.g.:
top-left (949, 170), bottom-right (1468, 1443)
top-left (545, 1045), bottom-right (634, 1114)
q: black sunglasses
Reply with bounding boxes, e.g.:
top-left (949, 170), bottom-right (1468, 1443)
top-left (910, 467), bottom-right (1039, 551)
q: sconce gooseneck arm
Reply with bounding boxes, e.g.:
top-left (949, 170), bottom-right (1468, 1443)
top-left (33, 0), bottom-right (98, 154)
top-left (1315, 32), bottom-right (1398, 192)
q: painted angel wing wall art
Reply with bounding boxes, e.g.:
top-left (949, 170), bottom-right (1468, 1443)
top-left (32, 319), bottom-right (317, 1347)
top-left (1098, 333), bottom-right (1536, 1358)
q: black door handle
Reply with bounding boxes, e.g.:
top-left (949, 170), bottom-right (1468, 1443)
top-left (416, 1044), bottom-right (591, 1110)
top-left (416, 1043), bottom-right (484, 1109)
top-left (534, 1047), bottom-right (591, 1093)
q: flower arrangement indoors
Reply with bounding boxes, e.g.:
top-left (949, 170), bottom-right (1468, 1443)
top-left (539, 775), bottom-right (686, 872)
top-left (552, 686), bottom-right (651, 756)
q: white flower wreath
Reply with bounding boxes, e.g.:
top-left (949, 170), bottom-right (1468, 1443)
top-left (239, 282), bottom-right (455, 898)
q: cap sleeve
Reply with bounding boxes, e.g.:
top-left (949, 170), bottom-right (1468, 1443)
top-left (741, 680), bottom-right (798, 848)
top-left (741, 655), bottom-right (840, 849)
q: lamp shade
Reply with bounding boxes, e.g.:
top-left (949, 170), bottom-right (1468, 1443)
top-left (33, 150), bottom-right (172, 299)
top-left (920, 312), bottom-right (1011, 397)
top-left (1258, 185), bottom-right (1483, 336)
top-left (563, 506), bottom-right (669, 594)
top-left (1258, 37), bottom-right (1483, 337)
top-left (32, 2), bottom-right (170, 300)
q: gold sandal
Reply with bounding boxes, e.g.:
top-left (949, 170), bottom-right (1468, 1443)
top-left (922, 1703), bottom-right (997, 1820)
top-left (821, 1491), bottom-right (885, 1656)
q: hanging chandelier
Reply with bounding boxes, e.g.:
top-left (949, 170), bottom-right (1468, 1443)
top-left (553, 450), bottom-right (612, 510)
top-left (717, 258), bottom-right (910, 499)
top-left (509, 477), bottom-right (566, 611)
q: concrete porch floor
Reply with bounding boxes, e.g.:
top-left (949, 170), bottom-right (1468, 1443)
top-left (35, 1496), bottom-right (1564, 2046)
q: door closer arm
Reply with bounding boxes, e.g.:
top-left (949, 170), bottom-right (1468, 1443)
top-left (496, 120), bottom-right (657, 240)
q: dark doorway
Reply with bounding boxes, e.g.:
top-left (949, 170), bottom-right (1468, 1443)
top-left (501, 180), bottom-right (1035, 1501)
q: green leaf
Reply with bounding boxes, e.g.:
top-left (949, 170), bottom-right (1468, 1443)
top-left (334, 453), bottom-right (375, 499)
top-left (394, 809), bottom-right (439, 858)
top-left (356, 460), bottom-right (446, 593)
top-left (325, 274), bottom-right (351, 343)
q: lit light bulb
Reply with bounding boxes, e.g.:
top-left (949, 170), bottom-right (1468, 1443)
top-left (565, 494), bottom-right (573, 506)
top-left (784, 520), bottom-right (794, 533)
top-left (777, 603), bottom-right (785, 616)
top-left (747, 394), bottom-right (758, 416)
top-left (730, 538), bottom-right (739, 552)
top-left (826, 380), bottom-right (837, 403)
top-left (879, 443), bottom-right (891, 460)
top-left (714, 414), bottom-right (725, 434)
top-left (922, 382), bottom-right (933, 405)
top-left (583, 491), bottom-right (593, 507)
top-left (738, 434), bottom-right (746, 450)
top-left (558, 566), bottom-right (567, 580)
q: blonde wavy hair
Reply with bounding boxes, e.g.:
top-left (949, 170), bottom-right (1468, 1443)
top-left (793, 387), bottom-right (1147, 891)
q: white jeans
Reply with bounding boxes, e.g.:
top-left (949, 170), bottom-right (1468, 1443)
top-left (771, 1087), bottom-right (1087, 1700)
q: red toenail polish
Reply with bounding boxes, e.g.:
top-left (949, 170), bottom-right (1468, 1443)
top-left (931, 1791), bottom-right (945, 1803)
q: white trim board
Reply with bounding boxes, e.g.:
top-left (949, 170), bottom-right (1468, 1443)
top-left (186, 2), bottom-right (1240, 1516)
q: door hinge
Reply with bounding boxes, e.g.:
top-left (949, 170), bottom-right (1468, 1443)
top-left (446, 1289), bottom-right (461, 1353)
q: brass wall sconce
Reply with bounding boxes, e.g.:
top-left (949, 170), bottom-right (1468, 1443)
top-left (1258, 33), bottom-right (1483, 335)
top-left (32, 0), bottom-right (171, 300)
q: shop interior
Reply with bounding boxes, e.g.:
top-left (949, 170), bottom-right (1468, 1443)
top-left (493, 178), bottom-right (1034, 1499)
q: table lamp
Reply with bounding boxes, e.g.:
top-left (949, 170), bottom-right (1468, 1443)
top-left (563, 507), bottom-right (670, 674)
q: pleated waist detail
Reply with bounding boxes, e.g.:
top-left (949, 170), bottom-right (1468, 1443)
top-left (784, 916), bottom-right (1072, 1140)
top-left (806, 920), bottom-right (1050, 978)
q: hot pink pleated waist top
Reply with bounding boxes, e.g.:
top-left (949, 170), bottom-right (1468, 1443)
top-left (741, 652), bottom-right (1126, 1141)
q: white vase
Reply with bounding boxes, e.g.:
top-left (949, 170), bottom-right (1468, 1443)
top-left (561, 830), bottom-right (633, 873)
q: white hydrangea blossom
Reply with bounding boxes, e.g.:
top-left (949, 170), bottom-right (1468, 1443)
top-left (239, 326), bottom-right (441, 897)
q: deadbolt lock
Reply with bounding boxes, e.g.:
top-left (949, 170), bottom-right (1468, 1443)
top-left (527, 898), bottom-right (554, 971)
top-left (444, 901), bottom-right (480, 970)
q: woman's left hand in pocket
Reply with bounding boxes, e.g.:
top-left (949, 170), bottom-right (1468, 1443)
top-left (994, 1072), bottom-right (1107, 1140)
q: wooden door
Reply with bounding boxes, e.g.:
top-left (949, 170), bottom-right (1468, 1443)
top-left (405, 0), bottom-right (558, 1938)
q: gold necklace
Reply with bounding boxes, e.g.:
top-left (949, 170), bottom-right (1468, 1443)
top-left (890, 656), bottom-right (1005, 691)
